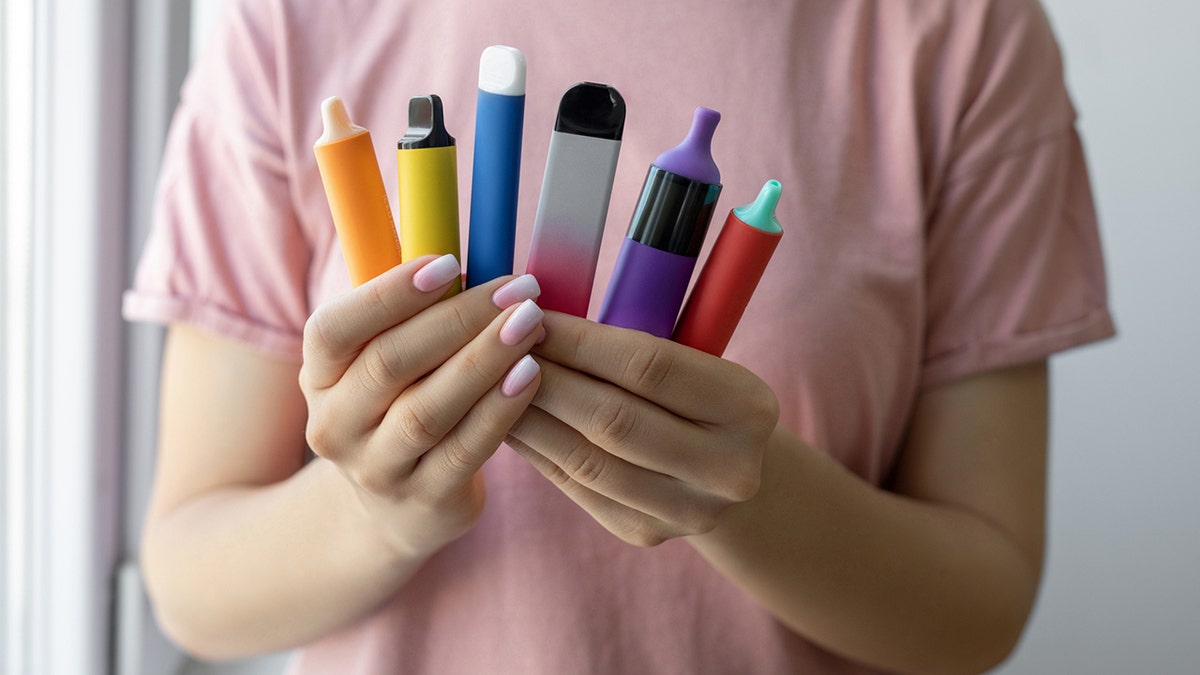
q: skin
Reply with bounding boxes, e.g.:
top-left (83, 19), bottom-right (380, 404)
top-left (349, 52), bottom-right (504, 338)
top-left (143, 256), bottom-right (546, 657)
top-left (142, 258), bottom-right (1046, 674)
top-left (509, 313), bottom-right (1047, 674)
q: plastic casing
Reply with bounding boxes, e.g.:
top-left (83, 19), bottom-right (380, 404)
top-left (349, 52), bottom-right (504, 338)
top-left (466, 87), bottom-right (525, 288)
top-left (598, 239), bottom-right (699, 338)
top-left (398, 95), bottom-right (462, 296)
top-left (313, 128), bottom-right (403, 286)
top-left (398, 146), bottom-right (462, 296)
top-left (526, 131), bottom-right (622, 316)
top-left (597, 165), bottom-right (722, 336)
top-left (525, 82), bottom-right (624, 316)
top-left (673, 208), bottom-right (782, 355)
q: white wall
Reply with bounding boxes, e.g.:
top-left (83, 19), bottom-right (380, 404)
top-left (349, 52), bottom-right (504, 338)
top-left (998, 1), bottom-right (1200, 672)
top-left (180, 1), bottom-right (1200, 674)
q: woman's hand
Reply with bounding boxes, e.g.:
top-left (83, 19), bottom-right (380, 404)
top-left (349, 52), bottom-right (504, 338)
top-left (299, 255), bottom-right (545, 559)
top-left (506, 312), bottom-right (780, 546)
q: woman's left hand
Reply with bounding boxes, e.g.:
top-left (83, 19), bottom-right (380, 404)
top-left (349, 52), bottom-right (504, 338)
top-left (506, 311), bottom-right (780, 546)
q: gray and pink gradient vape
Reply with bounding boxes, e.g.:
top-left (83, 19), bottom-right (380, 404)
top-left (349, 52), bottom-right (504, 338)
top-left (597, 107), bottom-right (722, 338)
top-left (525, 83), bottom-right (625, 316)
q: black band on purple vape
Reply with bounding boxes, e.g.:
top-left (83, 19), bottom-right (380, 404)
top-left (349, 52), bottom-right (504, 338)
top-left (627, 166), bottom-right (721, 257)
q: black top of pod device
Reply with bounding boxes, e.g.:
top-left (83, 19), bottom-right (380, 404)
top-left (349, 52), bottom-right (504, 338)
top-left (555, 83), bottom-right (626, 141)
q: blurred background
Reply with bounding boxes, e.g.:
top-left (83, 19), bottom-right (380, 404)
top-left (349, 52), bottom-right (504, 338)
top-left (1, 0), bottom-right (1196, 673)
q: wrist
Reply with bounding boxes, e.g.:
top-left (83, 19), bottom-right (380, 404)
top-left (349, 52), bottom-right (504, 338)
top-left (318, 459), bottom-right (441, 577)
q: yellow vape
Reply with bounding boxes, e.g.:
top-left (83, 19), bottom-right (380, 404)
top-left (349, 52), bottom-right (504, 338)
top-left (398, 94), bottom-right (462, 296)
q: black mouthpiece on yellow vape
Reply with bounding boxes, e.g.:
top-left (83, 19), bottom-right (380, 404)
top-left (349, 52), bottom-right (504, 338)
top-left (399, 94), bottom-right (455, 150)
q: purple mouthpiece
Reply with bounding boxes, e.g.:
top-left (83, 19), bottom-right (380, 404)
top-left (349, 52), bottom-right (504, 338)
top-left (653, 107), bottom-right (721, 185)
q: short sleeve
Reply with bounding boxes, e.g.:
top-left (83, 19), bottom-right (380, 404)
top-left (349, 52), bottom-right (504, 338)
top-left (123, 0), bottom-right (311, 360)
top-left (921, 0), bottom-right (1115, 386)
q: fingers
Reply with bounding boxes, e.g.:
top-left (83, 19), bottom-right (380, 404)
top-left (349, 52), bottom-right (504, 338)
top-left (341, 274), bottom-right (534, 401)
top-left (531, 358), bottom-right (763, 498)
top-left (312, 273), bottom-right (541, 449)
top-left (507, 435), bottom-right (690, 547)
top-left (321, 295), bottom-right (544, 501)
top-left (304, 268), bottom-right (542, 462)
top-left (301, 254), bottom-right (457, 390)
top-left (410, 355), bottom-right (542, 491)
top-left (377, 299), bottom-right (544, 463)
top-left (532, 312), bottom-right (776, 425)
top-left (504, 315), bottom-right (779, 549)
top-left (507, 407), bottom-right (722, 542)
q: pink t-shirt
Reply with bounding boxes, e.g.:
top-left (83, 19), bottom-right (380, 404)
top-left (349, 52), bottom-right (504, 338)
top-left (125, 0), bottom-right (1115, 672)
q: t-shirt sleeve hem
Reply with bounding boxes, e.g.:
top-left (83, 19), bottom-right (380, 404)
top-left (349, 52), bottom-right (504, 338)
top-left (122, 290), bottom-right (304, 362)
top-left (920, 307), bottom-right (1116, 388)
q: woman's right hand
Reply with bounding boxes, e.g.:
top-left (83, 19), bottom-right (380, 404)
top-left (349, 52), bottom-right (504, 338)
top-left (299, 254), bottom-right (544, 560)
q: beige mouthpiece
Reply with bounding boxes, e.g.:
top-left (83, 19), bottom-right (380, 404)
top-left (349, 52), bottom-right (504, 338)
top-left (316, 96), bottom-right (365, 145)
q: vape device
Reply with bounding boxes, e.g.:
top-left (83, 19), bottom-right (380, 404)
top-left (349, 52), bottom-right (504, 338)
top-left (313, 96), bottom-right (403, 286)
top-left (466, 45), bottom-right (526, 288)
top-left (398, 94), bottom-right (463, 296)
top-left (674, 179), bottom-right (783, 356)
top-left (598, 107), bottom-right (722, 337)
top-left (525, 82), bottom-right (625, 316)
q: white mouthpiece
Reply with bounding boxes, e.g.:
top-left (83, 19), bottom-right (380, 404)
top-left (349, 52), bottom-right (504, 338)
top-left (317, 96), bottom-right (365, 144)
top-left (478, 45), bottom-right (526, 96)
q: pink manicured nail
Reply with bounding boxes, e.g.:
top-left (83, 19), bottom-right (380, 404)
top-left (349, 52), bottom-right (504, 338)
top-left (492, 274), bottom-right (541, 309)
top-left (535, 325), bottom-right (546, 345)
top-left (499, 299), bottom-right (544, 346)
top-left (502, 355), bottom-right (540, 397)
top-left (412, 254), bottom-right (461, 292)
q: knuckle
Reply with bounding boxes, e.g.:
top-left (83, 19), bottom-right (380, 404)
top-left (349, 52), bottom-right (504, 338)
top-left (445, 302), bottom-right (477, 342)
top-left (454, 348), bottom-right (493, 389)
top-left (540, 461), bottom-right (574, 489)
top-left (618, 520), bottom-right (666, 548)
top-left (691, 512), bottom-right (720, 536)
top-left (752, 383), bottom-right (781, 428)
top-left (588, 395), bottom-right (638, 449)
top-left (677, 502), bottom-right (720, 536)
top-left (301, 308), bottom-right (335, 359)
top-left (565, 321), bottom-right (588, 361)
top-left (718, 462), bottom-right (763, 502)
top-left (297, 362), bottom-right (319, 394)
top-left (561, 441), bottom-right (608, 487)
top-left (365, 278), bottom-right (397, 317)
top-left (625, 343), bottom-right (675, 394)
top-left (735, 373), bottom-right (780, 429)
top-left (391, 403), bottom-right (442, 450)
top-left (305, 416), bottom-right (336, 459)
top-left (351, 464), bottom-right (393, 496)
top-left (439, 487), bottom-right (486, 529)
top-left (304, 403), bottom-right (349, 463)
top-left (360, 344), bottom-right (407, 393)
top-left (727, 472), bottom-right (762, 502)
top-left (439, 437), bottom-right (485, 477)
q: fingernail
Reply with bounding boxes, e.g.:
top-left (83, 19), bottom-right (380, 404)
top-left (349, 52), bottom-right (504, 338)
top-left (412, 254), bottom-right (461, 292)
top-left (535, 325), bottom-right (546, 345)
top-left (499, 299), bottom-right (544, 346)
top-left (492, 274), bottom-right (541, 309)
top-left (502, 355), bottom-right (540, 397)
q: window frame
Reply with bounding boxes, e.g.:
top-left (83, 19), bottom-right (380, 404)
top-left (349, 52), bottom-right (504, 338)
top-left (1, 1), bottom-right (191, 674)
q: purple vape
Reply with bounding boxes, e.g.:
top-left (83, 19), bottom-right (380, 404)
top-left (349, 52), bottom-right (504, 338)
top-left (597, 107), bottom-right (722, 338)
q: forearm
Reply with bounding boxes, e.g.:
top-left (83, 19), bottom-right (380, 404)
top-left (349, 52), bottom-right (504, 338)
top-left (689, 426), bottom-right (1040, 675)
top-left (142, 458), bottom-right (421, 660)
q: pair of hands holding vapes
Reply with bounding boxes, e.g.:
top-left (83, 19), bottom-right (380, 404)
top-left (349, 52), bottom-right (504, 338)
top-left (299, 254), bottom-right (780, 561)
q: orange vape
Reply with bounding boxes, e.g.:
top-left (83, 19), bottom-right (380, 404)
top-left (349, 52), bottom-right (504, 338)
top-left (314, 96), bottom-right (403, 286)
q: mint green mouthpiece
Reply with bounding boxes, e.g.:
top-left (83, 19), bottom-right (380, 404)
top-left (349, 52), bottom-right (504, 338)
top-left (732, 179), bottom-right (782, 233)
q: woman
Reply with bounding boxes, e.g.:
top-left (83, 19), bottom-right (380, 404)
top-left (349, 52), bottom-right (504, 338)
top-left (125, 0), bottom-right (1115, 672)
